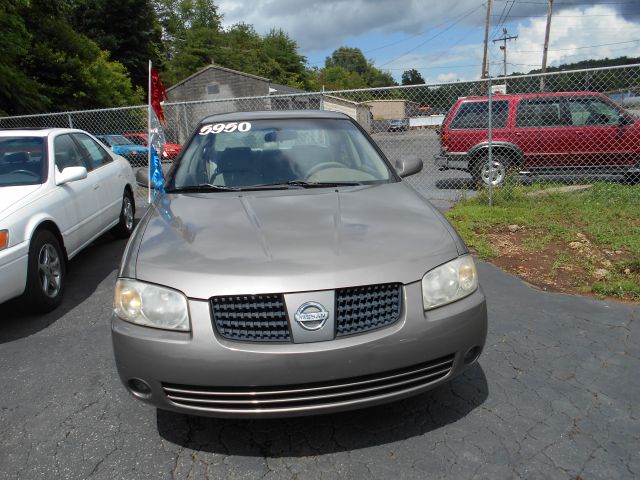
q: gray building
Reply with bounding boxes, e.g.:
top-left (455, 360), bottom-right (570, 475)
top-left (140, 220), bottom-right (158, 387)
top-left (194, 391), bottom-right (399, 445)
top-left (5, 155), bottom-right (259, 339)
top-left (166, 64), bottom-right (271, 104)
top-left (166, 64), bottom-right (272, 142)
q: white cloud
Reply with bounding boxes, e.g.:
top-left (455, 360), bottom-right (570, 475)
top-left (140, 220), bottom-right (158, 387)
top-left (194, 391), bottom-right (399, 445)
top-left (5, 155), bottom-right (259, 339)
top-left (435, 72), bottom-right (460, 82)
top-left (214, 2), bottom-right (640, 83)
top-left (503, 6), bottom-right (640, 73)
top-left (215, 0), bottom-right (638, 55)
top-left (397, 5), bottom-right (640, 82)
top-left (216, 0), bottom-right (484, 51)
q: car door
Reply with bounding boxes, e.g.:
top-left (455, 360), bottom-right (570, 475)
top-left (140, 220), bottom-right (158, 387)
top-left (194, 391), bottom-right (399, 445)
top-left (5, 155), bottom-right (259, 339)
top-left (72, 133), bottom-right (124, 229)
top-left (51, 134), bottom-right (101, 252)
top-left (514, 97), bottom-right (572, 169)
top-left (564, 96), bottom-right (635, 168)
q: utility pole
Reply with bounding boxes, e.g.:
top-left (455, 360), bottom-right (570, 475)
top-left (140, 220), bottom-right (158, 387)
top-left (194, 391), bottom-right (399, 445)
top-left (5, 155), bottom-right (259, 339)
top-left (540, 0), bottom-right (554, 91)
top-left (481, 0), bottom-right (493, 79)
top-left (493, 28), bottom-right (518, 83)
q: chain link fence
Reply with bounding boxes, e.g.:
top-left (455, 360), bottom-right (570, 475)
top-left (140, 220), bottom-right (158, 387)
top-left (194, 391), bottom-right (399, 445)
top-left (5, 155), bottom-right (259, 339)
top-left (1, 64), bottom-right (638, 204)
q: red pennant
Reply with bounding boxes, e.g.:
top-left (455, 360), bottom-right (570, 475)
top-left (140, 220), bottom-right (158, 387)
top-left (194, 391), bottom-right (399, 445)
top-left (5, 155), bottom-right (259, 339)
top-left (151, 68), bottom-right (168, 126)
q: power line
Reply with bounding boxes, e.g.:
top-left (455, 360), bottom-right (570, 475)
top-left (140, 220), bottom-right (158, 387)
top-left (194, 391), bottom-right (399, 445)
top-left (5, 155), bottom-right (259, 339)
top-left (491, 12), bottom-right (640, 18)
top-left (305, 3), bottom-right (481, 66)
top-left (519, 38), bottom-right (640, 53)
top-left (379, 4), bottom-right (486, 68)
top-left (493, 28), bottom-right (518, 77)
top-left (384, 41), bottom-right (640, 72)
top-left (494, 0), bottom-right (637, 4)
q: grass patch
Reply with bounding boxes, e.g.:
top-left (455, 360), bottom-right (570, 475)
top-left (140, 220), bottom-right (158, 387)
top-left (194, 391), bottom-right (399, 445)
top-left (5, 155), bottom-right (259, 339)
top-left (447, 182), bottom-right (640, 300)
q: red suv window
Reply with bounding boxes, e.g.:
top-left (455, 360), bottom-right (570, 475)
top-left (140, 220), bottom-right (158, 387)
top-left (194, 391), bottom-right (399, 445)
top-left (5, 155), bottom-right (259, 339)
top-left (566, 97), bottom-right (620, 126)
top-left (516, 98), bottom-right (566, 127)
top-left (449, 100), bottom-right (509, 130)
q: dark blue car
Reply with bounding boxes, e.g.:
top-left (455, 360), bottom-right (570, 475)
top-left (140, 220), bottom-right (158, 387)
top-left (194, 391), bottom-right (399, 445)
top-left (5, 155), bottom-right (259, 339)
top-left (96, 135), bottom-right (148, 166)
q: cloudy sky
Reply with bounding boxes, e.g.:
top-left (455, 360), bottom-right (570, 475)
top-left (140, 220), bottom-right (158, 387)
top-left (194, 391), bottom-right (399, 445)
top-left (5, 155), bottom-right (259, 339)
top-left (216, 0), bottom-right (640, 84)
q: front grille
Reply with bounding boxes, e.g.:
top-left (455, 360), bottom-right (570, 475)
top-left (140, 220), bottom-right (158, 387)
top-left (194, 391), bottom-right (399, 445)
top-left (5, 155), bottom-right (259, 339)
top-left (211, 294), bottom-right (291, 342)
top-left (162, 354), bottom-right (454, 414)
top-left (335, 283), bottom-right (402, 337)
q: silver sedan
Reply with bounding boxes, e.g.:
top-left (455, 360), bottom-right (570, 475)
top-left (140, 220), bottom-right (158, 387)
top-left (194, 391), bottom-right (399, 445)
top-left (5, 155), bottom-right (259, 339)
top-left (111, 111), bottom-right (487, 418)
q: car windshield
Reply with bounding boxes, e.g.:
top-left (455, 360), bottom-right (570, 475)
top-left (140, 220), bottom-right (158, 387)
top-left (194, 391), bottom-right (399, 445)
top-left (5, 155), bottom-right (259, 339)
top-left (170, 118), bottom-right (394, 190)
top-left (102, 136), bottom-right (133, 146)
top-left (0, 137), bottom-right (46, 187)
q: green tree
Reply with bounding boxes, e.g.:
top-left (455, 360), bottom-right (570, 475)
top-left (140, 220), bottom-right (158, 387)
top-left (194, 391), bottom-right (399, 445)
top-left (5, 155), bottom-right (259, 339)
top-left (20, 0), bottom-right (143, 111)
top-left (322, 46), bottom-right (396, 90)
top-left (401, 69), bottom-right (425, 85)
top-left (154, 0), bottom-right (224, 84)
top-left (69, 0), bottom-right (164, 88)
top-left (325, 47), bottom-right (368, 76)
top-left (261, 29), bottom-right (310, 89)
top-left (0, 0), bottom-right (48, 115)
top-left (318, 66), bottom-right (367, 90)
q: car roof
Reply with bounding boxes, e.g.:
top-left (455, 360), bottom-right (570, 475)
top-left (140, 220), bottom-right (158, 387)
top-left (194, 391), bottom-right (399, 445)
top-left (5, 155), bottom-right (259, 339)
top-left (200, 110), bottom-right (350, 124)
top-left (458, 91), bottom-right (605, 102)
top-left (0, 128), bottom-right (84, 138)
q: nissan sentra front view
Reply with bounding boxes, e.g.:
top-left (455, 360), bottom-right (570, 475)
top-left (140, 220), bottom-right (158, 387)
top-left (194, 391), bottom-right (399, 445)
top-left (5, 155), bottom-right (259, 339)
top-left (111, 111), bottom-right (488, 418)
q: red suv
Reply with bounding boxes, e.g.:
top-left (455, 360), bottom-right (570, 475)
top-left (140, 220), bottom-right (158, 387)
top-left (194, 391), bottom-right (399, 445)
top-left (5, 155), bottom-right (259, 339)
top-left (435, 91), bottom-right (640, 186)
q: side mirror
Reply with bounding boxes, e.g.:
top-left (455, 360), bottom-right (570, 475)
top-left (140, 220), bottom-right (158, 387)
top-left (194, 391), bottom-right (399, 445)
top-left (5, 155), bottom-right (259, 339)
top-left (136, 168), bottom-right (155, 188)
top-left (618, 114), bottom-right (633, 127)
top-left (395, 156), bottom-right (423, 178)
top-left (56, 166), bottom-right (87, 185)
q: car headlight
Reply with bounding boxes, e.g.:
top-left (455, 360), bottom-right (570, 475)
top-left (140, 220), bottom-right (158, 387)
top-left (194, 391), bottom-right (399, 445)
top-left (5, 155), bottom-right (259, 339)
top-left (114, 278), bottom-right (190, 331)
top-left (422, 255), bottom-right (478, 310)
top-left (0, 230), bottom-right (8, 251)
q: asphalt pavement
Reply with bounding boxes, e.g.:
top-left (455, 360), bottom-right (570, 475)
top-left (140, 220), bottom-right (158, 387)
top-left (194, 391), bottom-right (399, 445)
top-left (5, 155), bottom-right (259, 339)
top-left (0, 219), bottom-right (638, 479)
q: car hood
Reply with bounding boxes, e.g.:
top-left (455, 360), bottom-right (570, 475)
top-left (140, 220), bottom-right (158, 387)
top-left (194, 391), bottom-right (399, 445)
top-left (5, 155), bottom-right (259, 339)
top-left (133, 182), bottom-right (461, 298)
top-left (0, 184), bottom-right (42, 221)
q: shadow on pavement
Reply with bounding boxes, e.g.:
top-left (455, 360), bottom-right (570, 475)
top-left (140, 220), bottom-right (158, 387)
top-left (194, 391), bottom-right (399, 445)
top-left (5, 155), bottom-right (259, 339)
top-left (435, 177), bottom-right (474, 190)
top-left (157, 363), bottom-right (488, 456)
top-left (0, 234), bottom-right (128, 344)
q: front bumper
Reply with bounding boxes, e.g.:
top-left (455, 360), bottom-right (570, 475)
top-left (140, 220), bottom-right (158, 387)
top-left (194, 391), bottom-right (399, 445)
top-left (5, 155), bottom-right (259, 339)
top-left (112, 282), bottom-right (487, 418)
top-left (0, 241), bottom-right (29, 305)
top-left (434, 154), bottom-right (469, 171)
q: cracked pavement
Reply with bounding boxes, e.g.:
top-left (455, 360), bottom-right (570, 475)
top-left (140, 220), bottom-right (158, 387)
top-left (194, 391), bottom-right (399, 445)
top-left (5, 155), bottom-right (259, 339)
top-left (0, 229), bottom-right (638, 479)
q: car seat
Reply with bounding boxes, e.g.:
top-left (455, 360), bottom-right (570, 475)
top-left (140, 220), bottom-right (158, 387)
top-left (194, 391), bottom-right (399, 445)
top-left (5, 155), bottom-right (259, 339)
top-left (214, 147), bottom-right (263, 187)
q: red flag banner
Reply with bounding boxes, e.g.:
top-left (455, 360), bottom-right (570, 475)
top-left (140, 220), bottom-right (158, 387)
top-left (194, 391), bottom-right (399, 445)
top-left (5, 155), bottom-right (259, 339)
top-left (151, 68), bottom-right (168, 126)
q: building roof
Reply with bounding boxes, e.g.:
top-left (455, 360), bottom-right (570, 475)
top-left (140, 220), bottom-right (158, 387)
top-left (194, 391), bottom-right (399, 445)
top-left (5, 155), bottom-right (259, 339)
top-left (324, 95), bottom-right (370, 107)
top-left (364, 99), bottom-right (420, 106)
top-left (167, 64), bottom-right (270, 92)
top-left (269, 83), bottom-right (306, 95)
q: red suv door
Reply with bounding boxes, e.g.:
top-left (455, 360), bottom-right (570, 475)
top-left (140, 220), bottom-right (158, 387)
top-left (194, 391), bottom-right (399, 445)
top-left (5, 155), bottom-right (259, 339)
top-left (514, 96), bottom-right (574, 169)
top-left (564, 95), bottom-right (639, 167)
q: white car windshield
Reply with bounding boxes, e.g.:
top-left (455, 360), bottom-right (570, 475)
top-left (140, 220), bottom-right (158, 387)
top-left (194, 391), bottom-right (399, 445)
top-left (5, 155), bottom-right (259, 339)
top-left (170, 118), bottom-right (395, 190)
top-left (0, 137), bottom-right (46, 186)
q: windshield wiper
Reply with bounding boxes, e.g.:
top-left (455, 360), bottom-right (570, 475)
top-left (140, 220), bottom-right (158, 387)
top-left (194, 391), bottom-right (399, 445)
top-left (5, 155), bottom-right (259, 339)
top-left (166, 183), bottom-right (241, 193)
top-left (251, 180), bottom-right (362, 189)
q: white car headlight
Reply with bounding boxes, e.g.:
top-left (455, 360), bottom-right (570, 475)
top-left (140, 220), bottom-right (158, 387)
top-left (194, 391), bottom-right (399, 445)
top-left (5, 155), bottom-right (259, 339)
top-left (422, 255), bottom-right (478, 310)
top-left (114, 278), bottom-right (190, 331)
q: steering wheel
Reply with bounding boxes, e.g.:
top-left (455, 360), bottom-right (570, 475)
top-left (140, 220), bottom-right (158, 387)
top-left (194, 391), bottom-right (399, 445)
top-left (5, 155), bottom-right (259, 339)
top-left (305, 162), bottom-right (347, 178)
top-left (11, 169), bottom-right (39, 178)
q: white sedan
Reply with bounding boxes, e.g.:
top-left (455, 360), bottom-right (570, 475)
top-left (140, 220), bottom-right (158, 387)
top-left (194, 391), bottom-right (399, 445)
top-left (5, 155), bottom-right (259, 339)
top-left (0, 128), bottom-right (137, 312)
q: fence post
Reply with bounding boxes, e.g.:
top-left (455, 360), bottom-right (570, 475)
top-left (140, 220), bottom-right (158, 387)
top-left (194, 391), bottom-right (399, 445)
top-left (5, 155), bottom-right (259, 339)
top-left (67, 114), bottom-right (74, 128)
top-left (487, 76), bottom-right (493, 207)
top-left (181, 104), bottom-right (189, 144)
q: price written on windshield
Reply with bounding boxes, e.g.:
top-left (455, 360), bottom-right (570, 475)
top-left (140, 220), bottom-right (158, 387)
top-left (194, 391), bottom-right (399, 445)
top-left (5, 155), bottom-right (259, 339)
top-left (199, 122), bottom-right (252, 135)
